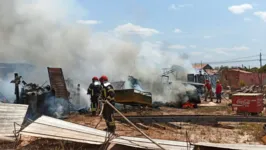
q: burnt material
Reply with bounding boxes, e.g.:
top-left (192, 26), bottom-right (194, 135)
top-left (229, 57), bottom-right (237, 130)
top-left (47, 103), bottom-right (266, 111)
top-left (114, 115), bottom-right (266, 124)
top-left (47, 67), bottom-right (69, 100)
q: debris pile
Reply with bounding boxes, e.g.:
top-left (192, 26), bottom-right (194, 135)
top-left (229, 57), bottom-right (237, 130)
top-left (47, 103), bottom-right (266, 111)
top-left (235, 85), bottom-right (266, 98)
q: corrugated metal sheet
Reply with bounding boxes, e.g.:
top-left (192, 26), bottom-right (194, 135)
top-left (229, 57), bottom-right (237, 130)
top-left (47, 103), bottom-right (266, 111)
top-left (194, 142), bottom-right (266, 150)
top-left (20, 115), bottom-right (193, 149)
top-left (20, 115), bottom-right (107, 145)
top-left (233, 93), bottom-right (263, 96)
top-left (112, 136), bottom-right (193, 150)
top-left (0, 103), bottom-right (28, 138)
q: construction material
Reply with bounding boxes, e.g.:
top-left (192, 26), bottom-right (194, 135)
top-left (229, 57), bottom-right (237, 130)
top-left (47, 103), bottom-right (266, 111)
top-left (47, 67), bottom-right (69, 100)
top-left (111, 136), bottom-right (194, 150)
top-left (20, 115), bottom-right (191, 150)
top-left (20, 115), bottom-right (107, 145)
top-left (0, 103), bottom-right (28, 141)
top-left (111, 76), bottom-right (152, 107)
top-left (152, 123), bottom-right (166, 130)
top-left (104, 100), bottom-right (166, 150)
top-left (114, 89), bottom-right (152, 107)
top-left (166, 122), bottom-right (182, 129)
top-left (114, 115), bottom-right (266, 124)
top-left (232, 93), bottom-right (264, 115)
top-left (136, 123), bottom-right (149, 130)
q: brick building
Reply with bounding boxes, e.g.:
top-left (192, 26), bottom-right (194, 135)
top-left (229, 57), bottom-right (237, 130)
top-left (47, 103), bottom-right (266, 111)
top-left (220, 69), bottom-right (266, 90)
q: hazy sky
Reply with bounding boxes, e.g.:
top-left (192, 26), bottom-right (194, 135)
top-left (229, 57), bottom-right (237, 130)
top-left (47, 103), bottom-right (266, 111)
top-left (75, 0), bottom-right (266, 67)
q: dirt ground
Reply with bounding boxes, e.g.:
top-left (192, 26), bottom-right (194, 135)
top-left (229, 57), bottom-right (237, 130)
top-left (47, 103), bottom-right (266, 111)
top-left (1, 98), bottom-right (266, 149)
top-left (65, 98), bottom-right (266, 145)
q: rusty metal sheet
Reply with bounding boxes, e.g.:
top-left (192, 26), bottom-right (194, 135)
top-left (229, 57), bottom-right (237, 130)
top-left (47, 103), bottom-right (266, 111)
top-left (112, 136), bottom-right (193, 150)
top-left (0, 103), bottom-right (28, 139)
top-left (20, 115), bottom-right (107, 145)
top-left (47, 67), bottom-right (69, 100)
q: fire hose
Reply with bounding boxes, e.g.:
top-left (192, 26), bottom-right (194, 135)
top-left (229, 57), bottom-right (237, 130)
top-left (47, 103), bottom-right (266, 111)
top-left (99, 99), bottom-right (166, 150)
top-left (94, 101), bottom-right (104, 128)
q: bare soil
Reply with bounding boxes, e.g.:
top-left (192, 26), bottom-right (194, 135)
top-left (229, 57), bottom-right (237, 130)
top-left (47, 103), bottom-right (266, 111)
top-left (1, 98), bottom-right (266, 149)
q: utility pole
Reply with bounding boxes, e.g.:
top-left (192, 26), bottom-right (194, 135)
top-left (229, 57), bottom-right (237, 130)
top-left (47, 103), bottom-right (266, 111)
top-left (259, 52), bottom-right (263, 91)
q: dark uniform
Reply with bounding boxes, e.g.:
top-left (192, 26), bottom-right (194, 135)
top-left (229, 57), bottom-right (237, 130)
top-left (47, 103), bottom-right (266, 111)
top-left (87, 80), bottom-right (102, 116)
top-left (10, 73), bottom-right (21, 104)
top-left (101, 82), bottom-right (116, 133)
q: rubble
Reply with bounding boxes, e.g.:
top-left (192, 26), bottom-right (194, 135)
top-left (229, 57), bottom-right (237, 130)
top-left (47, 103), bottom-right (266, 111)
top-left (234, 85), bottom-right (266, 98)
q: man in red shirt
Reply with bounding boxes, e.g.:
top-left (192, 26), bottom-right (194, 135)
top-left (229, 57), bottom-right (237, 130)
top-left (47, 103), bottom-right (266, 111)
top-left (204, 79), bottom-right (213, 102)
top-left (216, 80), bottom-right (222, 103)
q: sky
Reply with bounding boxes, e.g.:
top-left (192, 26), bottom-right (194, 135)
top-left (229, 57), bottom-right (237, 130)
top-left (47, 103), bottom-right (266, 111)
top-left (74, 0), bottom-right (266, 67)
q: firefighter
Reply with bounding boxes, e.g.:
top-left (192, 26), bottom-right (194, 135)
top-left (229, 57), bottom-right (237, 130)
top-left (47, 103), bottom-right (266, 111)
top-left (87, 77), bottom-right (102, 116)
top-left (204, 79), bottom-right (213, 102)
top-left (10, 73), bottom-right (21, 104)
top-left (216, 80), bottom-right (222, 103)
top-left (99, 75), bottom-right (116, 133)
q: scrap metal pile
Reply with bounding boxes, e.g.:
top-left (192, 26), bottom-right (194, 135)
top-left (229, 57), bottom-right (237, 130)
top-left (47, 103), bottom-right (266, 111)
top-left (233, 85), bottom-right (266, 98)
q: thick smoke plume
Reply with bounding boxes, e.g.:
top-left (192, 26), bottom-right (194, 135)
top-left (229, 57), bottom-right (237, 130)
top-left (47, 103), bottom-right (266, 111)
top-left (0, 0), bottom-right (195, 107)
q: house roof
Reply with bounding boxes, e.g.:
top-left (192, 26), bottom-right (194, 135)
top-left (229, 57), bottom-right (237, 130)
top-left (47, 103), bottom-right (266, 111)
top-left (231, 69), bottom-right (251, 74)
top-left (205, 69), bottom-right (218, 75)
top-left (192, 64), bottom-right (208, 70)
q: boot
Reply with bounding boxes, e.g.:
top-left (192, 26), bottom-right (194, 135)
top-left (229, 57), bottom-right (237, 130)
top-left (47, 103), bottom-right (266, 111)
top-left (92, 111), bottom-right (96, 116)
top-left (108, 126), bottom-right (116, 134)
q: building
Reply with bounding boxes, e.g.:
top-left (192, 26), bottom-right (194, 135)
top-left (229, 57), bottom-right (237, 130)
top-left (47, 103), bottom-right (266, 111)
top-left (220, 68), bottom-right (266, 90)
top-left (192, 63), bottom-right (213, 74)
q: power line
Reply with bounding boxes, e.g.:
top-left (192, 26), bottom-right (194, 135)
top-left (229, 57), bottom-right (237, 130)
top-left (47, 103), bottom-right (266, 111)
top-left (205, 59), bottom-right (266, 65)
top-left (230, 54), bottom-right (259, 60)
top-left (197, 54), bottom-right (260, 64)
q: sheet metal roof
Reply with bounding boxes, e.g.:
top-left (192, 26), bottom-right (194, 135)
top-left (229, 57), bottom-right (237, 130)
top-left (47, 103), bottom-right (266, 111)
top-left (111, 136), bottom-right (194, 150)
top-left (0, 103), bottom-right (28, 139)
top-left (20, 115), bottom-right (107, 145)
top-left (232, 93), bottom-right (263, 96)
top-left (194, 142), bottom-right (266, 150)
top-left (20, 115), bottom-right (193, 149)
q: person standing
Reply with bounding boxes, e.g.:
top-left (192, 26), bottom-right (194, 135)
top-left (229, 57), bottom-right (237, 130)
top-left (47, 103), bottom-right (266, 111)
top-left (99, 75), bottom-right (116, 133)
top-left (204, 79), bottom-right (213, 102)
top-left (87, 77), bottom-right (102, 116)
top-left (216, 80), bottom-right (222, 103)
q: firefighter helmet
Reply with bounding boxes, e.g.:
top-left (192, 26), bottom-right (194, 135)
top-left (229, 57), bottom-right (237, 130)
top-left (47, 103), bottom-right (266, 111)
top-left (99, 75), bottom-right (108, 82)
top-left (92, 77), bottom-right (99, 81)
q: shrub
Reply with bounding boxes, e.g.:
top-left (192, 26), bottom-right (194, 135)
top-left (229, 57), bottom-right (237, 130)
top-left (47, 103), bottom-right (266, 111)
top-left (239, 80), bottom-right (246, 87)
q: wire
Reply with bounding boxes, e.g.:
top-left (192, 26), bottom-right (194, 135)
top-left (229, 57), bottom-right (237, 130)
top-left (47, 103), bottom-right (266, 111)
top-left (197, 54), bottom-right (260, 65)
top-left (204, 59), bottom-right (260, 64)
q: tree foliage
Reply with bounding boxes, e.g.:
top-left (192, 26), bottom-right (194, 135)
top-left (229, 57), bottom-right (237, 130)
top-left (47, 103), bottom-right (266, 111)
top-left (215, 64), bottom-right (266, 73)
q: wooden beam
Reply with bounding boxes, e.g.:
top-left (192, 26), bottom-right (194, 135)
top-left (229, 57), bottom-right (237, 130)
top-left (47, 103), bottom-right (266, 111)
top-left (136, 123), bottom-right (149, 130)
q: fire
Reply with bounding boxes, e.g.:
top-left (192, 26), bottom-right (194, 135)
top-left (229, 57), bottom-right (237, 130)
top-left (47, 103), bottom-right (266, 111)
top-left (182, 101), bottom-right (195, 109)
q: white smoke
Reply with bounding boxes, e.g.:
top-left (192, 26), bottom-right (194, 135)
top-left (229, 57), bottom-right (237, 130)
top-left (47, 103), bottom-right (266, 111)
top-left (0, 0), bottom-right (195, 106)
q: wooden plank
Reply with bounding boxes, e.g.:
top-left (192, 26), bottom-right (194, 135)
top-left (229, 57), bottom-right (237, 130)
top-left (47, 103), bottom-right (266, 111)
top-left (152, 123), bottom-right (166, 130)
top-left (135, 123), bottom-right (149, 130)
top-left (166, 122), bottom-right (182, 129)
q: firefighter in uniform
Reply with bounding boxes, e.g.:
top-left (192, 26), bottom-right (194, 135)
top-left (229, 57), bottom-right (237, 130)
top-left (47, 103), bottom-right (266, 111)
top-left (99, 75), bottom-right (116, 133)
top-left (87, 77), bottom-right (102, 116)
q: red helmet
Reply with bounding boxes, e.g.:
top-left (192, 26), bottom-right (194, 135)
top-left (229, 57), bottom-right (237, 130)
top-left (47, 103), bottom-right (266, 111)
top-left (92, 77), bottom-right (98, 81)
top-left (99, 75), bottom-right (108, 82)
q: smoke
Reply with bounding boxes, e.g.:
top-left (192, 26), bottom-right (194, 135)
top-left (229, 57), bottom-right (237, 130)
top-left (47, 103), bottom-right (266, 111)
top-left (0, 0), bottom-right (195, 108)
